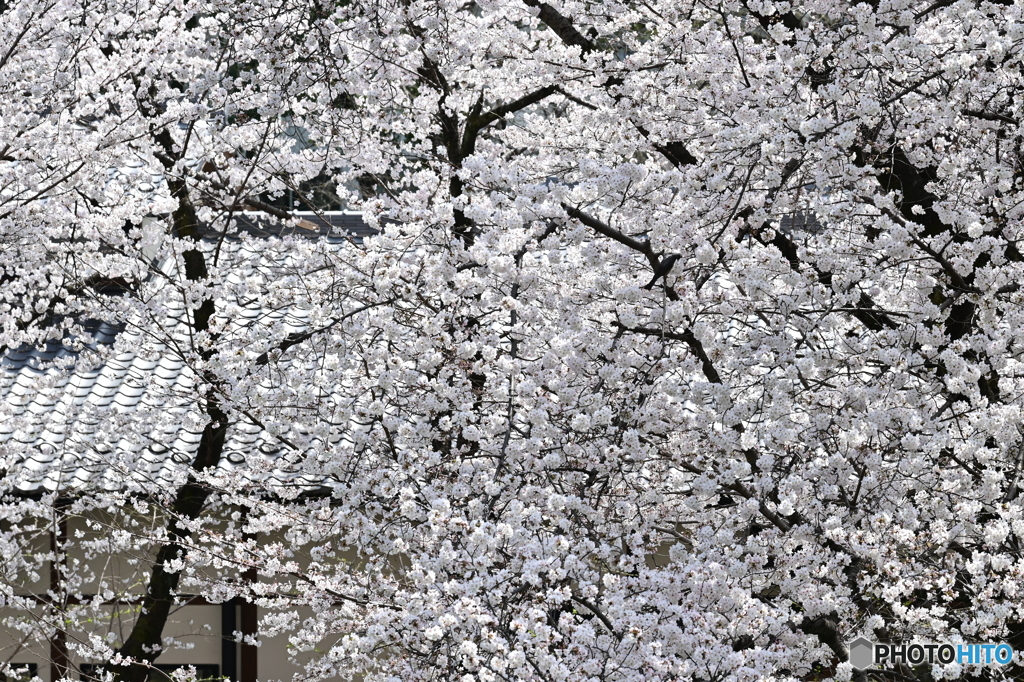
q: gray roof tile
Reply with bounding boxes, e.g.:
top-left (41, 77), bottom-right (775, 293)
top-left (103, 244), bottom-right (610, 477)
top-left (0, 221), bottom-right (368, 494)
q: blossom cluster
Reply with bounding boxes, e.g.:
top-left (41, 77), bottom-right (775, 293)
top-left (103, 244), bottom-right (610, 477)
top-left (0, 0), bottom-right (1023, 680)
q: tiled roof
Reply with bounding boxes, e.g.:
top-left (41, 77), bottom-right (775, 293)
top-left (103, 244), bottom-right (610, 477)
top-left (777, 210), bottom-right (822, 234)
top-left (232, 211), bottom-right (377, 241)
top-left (0, 223), bottom-right (366, 495)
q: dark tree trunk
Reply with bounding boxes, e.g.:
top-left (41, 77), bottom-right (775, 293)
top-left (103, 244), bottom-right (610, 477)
top-left (108, 132), bottom-right (227, 682)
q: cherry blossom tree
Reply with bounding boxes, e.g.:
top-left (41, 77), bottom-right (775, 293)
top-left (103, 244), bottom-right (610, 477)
top-left (1, 0), bottom-right (1024, 680)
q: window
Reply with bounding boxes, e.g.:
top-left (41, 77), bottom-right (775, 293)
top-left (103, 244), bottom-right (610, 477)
top-left (2, 663), bottom-right (37, 682)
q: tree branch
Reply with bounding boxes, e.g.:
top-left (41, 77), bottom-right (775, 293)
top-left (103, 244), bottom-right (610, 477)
top-left (462, 84), bottom-right (560, 158)
top-left (522, 0), bottom-right (596, 53)
top-left (571, 595), bottom-right (622, 641)
top-left (561, 203), bottom-right (656, 265)
top-left (617, 323), bottom-right (723, 385)
top-left (521, 0), bottom-right (698, 168)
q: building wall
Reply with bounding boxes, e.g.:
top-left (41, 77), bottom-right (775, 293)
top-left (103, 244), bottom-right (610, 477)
top-left (256, 606), bottom-right (321, 682)
top-left (0, 604), bottom-right (230, 682)
top-left (0, 512), bottom-right (325, 682)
